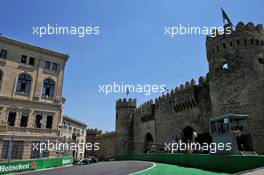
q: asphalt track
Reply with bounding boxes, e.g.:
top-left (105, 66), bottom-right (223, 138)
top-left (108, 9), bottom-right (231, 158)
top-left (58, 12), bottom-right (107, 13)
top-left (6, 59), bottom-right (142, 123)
top-left (19, 161), bottom-right (153, 175)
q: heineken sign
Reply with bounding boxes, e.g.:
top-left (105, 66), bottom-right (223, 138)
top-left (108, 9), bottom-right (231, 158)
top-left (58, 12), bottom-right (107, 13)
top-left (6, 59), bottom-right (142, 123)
top-left (0, 162), bottom-right (37, 173)
top-left (0, 156), bottom-right (72, 174)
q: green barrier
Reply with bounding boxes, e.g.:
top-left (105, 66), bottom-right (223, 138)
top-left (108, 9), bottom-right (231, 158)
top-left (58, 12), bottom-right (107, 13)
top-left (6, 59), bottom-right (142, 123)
top-left (112, 153), bottom-right (264, 174)
top-left (0, 156), bottom-right (73, 174)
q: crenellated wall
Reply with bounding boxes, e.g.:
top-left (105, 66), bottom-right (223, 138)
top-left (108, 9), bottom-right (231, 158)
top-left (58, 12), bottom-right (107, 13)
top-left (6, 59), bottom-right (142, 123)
top-left (91, 21), bottom-right (264, 159)
top-left (132, 22), bottom-right (264, 154)
top-left (132, 74), bottom-right (212, 153)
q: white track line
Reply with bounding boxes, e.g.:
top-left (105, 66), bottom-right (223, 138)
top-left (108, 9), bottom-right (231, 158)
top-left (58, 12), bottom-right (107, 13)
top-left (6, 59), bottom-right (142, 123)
top-left (128, 162), bottom-right (156, 175)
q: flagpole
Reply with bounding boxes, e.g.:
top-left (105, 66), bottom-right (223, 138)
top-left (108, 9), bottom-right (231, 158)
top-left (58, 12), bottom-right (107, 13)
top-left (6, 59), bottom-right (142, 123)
top-left (221, 7), bottom-right (233, 27)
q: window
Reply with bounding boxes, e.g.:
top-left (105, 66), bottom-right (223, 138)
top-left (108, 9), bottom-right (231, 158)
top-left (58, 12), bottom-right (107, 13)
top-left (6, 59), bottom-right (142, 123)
top-left (42, 79), bottom-right (55, 98)
top-left (211, 121), bottom-right (217, 134)
top-left (244, 39), bottom-right (247, 45)
top-left (259, 58), bottom-right (264, 64)
top-left (1, 141), bottom-right (24, 159)
top-left (16, 73), bottom-right (32, 95)
top-left (35, 114), bottom-right (43, 128)
top-left (30, 141), bottom-right (40, 158)
top-left (217, 119), bottom-right (229, 134)
top-left (1, 141), bottom-right (9, 159)
top-left (21, 55), bottom-right (27, 64)
top-left (8, 112), bottom-right (16, 126)
top-left (29, 57), bottom-right (35, 65)
top-left (11, 141), bottom-right (24, 159)
top-left (45, 61), bottom-right (50, 69)
top-left (20, 113), bottom-right (28, 127)
top-left (30, 141), bottom-right (48, 158)
top-left (0, 49), bottom-right (7, 59)
top-left (52, 63), bottom-right (58, 71)
top-left (46, 115), bottom-right (53, 129)
top-left (62, 136), bottom-right (66, 143)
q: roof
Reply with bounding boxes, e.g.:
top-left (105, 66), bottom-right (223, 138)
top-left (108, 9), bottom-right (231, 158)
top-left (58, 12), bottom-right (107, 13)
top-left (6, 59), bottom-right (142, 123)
top-left (63, 115), bottom-right (87, 128)
top-left (209, 114), bottom-right (249, 121)
top-left (0, 35), bottom-right (69, 61)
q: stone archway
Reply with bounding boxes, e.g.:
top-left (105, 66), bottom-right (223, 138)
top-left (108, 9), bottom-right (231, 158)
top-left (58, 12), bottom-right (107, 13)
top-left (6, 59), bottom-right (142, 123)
top-left (182, 125), bottom-right (195, 143)
top-left (143, 133), bottom-right (154, 153)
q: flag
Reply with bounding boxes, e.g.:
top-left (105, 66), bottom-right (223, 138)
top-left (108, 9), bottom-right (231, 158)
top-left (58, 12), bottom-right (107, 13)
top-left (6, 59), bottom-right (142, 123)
top-left (221, 7), bottom-right (233, 26)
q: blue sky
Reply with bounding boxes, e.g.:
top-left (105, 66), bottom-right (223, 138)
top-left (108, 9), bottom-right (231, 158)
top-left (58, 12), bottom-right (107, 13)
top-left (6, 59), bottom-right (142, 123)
top-left (0, 0), bottom-right (263, 131)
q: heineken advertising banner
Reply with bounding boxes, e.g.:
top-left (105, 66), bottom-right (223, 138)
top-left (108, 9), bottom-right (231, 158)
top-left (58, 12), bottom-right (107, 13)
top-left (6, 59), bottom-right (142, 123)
top-left (0, 156), bottom-right (73, 174)
top-left (0, 162), bottom-right (34, 174)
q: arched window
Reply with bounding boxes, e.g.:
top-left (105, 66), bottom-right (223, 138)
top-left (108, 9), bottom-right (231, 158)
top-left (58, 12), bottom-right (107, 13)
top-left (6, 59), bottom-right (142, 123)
top-left (42, 79), bottom-right (55, 98)
top-left (16, 73), bottom-right (32, 95)
top-left (144, 133), bottom-right (154, 153)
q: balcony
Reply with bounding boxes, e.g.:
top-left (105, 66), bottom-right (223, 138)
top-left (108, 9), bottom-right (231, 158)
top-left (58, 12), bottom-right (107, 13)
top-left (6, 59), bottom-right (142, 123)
top-left (0, 125), bottom-right (58, 136)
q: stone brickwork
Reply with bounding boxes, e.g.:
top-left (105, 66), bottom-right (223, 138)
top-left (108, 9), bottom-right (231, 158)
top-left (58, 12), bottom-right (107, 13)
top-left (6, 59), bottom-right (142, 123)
top-left (115, 99), bottom-right (136, 155)
top-left (86, 129), bottom-right (115, 160)
top-left (207, 22), bottom-right (264, 153)
top-left (132, 75), bottom-right (212, 153)
top-left (92, 131), bottom-right (116, 160)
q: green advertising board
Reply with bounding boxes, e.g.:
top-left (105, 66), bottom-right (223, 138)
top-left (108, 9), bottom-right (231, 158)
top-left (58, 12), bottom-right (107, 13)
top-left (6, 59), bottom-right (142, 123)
top-left (0, 156), bottom-right (73, 174)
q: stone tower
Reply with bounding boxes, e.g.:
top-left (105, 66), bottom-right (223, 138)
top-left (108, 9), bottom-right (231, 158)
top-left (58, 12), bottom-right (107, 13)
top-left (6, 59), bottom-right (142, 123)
top-left (115, 98), bottom-right (136, 155)
top-left (206, 22), bottom-right (264, 153)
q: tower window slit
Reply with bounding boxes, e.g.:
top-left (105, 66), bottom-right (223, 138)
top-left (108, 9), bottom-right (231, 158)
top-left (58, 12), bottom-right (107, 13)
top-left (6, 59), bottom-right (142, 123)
top-left (244, 39), bottom-right (247, 45)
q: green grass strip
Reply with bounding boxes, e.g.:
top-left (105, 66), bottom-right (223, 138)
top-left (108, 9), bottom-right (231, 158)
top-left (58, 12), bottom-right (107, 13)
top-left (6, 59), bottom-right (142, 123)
top-left (134, 163), bottom-right (231, 175)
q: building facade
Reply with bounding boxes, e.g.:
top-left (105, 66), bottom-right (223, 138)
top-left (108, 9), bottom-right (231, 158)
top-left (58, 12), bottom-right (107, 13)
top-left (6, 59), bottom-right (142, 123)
top-left (0, 36), bottom-right (68, 160)
top-left (89, 21), bottom-right (264, 160)
top-left (60, 115), bottom-right (87, 160)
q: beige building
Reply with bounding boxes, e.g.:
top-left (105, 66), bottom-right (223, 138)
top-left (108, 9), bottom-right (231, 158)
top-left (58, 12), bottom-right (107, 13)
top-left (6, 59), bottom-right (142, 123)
top-left (60, 115), bottom-right (87, 160)
top-left (0, 35), bottom-right (68, 160)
